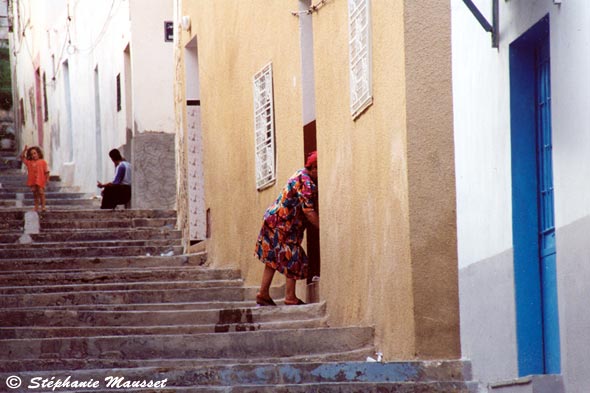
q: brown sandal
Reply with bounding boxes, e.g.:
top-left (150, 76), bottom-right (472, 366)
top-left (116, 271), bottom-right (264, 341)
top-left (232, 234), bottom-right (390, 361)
top-left (256, 294), bottom-right (277, 307)
top-left (284, 298), bottom-right (306, 306)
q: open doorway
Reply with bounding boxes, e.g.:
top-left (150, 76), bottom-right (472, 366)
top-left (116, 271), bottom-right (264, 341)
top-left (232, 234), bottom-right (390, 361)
top-left (299, 0), bottom-right (320, 301)
top-left (185, 36), bottom-right (206, 242)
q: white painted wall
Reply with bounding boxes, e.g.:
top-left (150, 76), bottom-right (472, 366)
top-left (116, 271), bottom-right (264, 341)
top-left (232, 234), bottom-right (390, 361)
top-left (129, 0), bottom-right (174, 134)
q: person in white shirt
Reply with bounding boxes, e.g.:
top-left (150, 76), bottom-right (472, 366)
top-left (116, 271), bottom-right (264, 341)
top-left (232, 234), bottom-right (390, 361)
top-left (97, 148), bottom-right (131, 209)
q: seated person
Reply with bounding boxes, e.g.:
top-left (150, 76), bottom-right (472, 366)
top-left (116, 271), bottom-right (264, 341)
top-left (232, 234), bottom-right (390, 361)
top-left (97, 149), bottom-right (131, 209)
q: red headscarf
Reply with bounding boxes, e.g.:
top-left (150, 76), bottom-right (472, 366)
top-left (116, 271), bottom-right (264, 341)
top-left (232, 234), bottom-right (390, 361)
top-left (305, 151), bottom-right (317, 169)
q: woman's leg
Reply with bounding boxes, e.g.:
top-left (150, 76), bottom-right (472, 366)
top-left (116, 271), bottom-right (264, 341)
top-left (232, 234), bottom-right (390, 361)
top-left (284, 277), bottom-right (298, 303)
top-left (258, 264), bottom-right (275, 299)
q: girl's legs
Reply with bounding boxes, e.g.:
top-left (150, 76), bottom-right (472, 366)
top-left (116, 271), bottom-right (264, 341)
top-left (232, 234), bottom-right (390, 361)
top-left (31, 186), bottom-right (39, 211)
top-left (39, 186), bottom-right (46, 211)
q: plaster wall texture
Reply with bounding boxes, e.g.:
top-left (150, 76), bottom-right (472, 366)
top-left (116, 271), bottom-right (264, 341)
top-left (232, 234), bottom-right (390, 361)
top-left (555, 216), bottom-right (590, 393)
top-left (459, 249), bottom-right (518, 384)
top-left (180, 0), bottom-right (306, 282)
top-left (132, 132), bottom-right (176, 209)
top-left (312, 0), bottom-right (458, 359)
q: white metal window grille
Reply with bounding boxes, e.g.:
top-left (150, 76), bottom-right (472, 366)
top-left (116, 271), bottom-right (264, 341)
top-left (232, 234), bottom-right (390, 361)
top-left (348, 0), bottom-right (372, 118)
top-left (253, 63), bottom-right (276, 190)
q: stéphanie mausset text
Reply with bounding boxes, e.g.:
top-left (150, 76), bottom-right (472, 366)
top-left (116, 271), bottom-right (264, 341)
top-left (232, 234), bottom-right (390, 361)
top-left (27, 375), bottom-right (168, 390)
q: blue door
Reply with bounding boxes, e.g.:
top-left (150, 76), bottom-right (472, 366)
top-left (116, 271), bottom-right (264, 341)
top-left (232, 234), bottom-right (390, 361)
top-left (535, 38), bottom-right (560, 375)
top-left (510, 15), bottom-right (560, 376)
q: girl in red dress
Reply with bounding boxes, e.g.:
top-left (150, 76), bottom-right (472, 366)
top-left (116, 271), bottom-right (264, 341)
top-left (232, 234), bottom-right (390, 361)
top-left (20, 145), bottom-right (50, 212)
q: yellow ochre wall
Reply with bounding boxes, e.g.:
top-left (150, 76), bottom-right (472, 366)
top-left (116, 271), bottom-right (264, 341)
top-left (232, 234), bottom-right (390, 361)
top-left (178, 0), bottom-right (460, 360)
top-left (312, 0), bottom-right (459, 359)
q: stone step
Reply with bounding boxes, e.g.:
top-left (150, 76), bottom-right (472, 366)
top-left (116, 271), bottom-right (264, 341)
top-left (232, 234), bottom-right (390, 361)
top-left (0, 244), bottom-right (184, 259)
top-left (0, 238), bottom-right (182, 251)
top-left (67, 227), bottom-right (181, 240)
top-left (0, 304), bottom-right (328, 338)
top-left (0, 191), bottom-right (90, 199)
top-left (71, 382), bottom-right (478, 393)
top-left (0, 219), bottom-right (21, 232)
top-left (0, 360), bottom-right (473, 388)
top-left (0, 174), bottom-right (61, 183)
top-left (39, 218), bottom-right (177, 231)
top-left (0, 227), bottom-right (182, 243)
top-left (22, 198), bottom-right (97, 207)
top-left (0, 317), bottom-right (328, 338)
top-left (0, 285), bottom-right (249, 308)
top-left (0, 253), bottom-right (208, 271)
top-left (0, 347), bottom-right (375, 373)
top-left (0, 302), bottom-right (326, 328)
top-left (0, 266), bottom-right (232, 286)
top-left (0, 326), bottom-right (374, 362)
top-left (0, 185), bottom-right (80, 193)
top-left (0, 209), bottom-right (177, 221)
top-left (0, 200), bottom-right (98, 209)
top-left (0, 158), bottom-right (21, 170)
top-left (0, 276), bottom-right (244, 295)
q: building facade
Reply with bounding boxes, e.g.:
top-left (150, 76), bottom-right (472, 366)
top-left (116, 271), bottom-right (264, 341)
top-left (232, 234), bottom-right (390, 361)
top-left (173, 0), bottom-right (460, 360)
top-left (8, 0), bottom-right (176, 209)
top-left (454, 0), bottom-right (588, 391)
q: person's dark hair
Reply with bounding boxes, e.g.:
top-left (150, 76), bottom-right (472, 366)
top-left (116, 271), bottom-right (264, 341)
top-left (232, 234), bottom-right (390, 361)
top-left (27, 146), bottom-right (44, 160)
top-left (109, 149), bottom-right (123, 161)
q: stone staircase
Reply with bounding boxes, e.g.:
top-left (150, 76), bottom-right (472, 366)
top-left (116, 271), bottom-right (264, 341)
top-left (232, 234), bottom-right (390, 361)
top-left (0, 167), bottom-right (479, 392)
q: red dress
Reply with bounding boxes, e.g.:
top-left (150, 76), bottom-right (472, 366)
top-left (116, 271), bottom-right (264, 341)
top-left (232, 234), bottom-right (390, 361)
top-left (23, 159), bottom-right (49, 188)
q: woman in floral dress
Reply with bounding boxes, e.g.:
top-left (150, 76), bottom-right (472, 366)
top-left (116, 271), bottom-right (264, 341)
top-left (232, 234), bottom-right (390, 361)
top-left (255, 151), bottom-right (319, 306)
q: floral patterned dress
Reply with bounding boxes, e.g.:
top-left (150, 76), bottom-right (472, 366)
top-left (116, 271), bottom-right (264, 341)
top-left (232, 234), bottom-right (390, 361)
top-left (255, 168), bottom-right (317, 280)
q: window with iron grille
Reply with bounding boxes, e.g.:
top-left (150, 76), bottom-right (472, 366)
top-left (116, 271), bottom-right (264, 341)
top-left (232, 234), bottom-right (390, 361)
top-left (348, 0), bottom-right (372, 119)
top-left (116, 73), bottom-right (121, 112)
top-left (253, 63), bottom-right (276, 190)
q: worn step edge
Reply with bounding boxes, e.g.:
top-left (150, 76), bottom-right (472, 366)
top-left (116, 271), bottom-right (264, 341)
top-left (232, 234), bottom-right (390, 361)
top-left (0, 286), bottom-right (247, 308)
top-left (0, 360), bottom-right (473, 386)
top-left (0, 266), bottom-right (236, 284)
top-left (0, 326), bottom-right (374, 361)
top-left (0, 302), bottom-right (327, 328)
top-left (0, 317), bottom-right (329, 338)
top-left (0, 302), bottom-right (326, 326)
top-left (0, 239), bottom-right (183, 249)
top-left (0, 245), bottom-right (184, 259)
top-left (0, 253), bottom-right (208, 269)
top-left (3, 382), bottom-right (480, 393)
top-left (0, 278), bottom-right (244, 294)
top-left (0, 346), bottom-right (376, 373)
